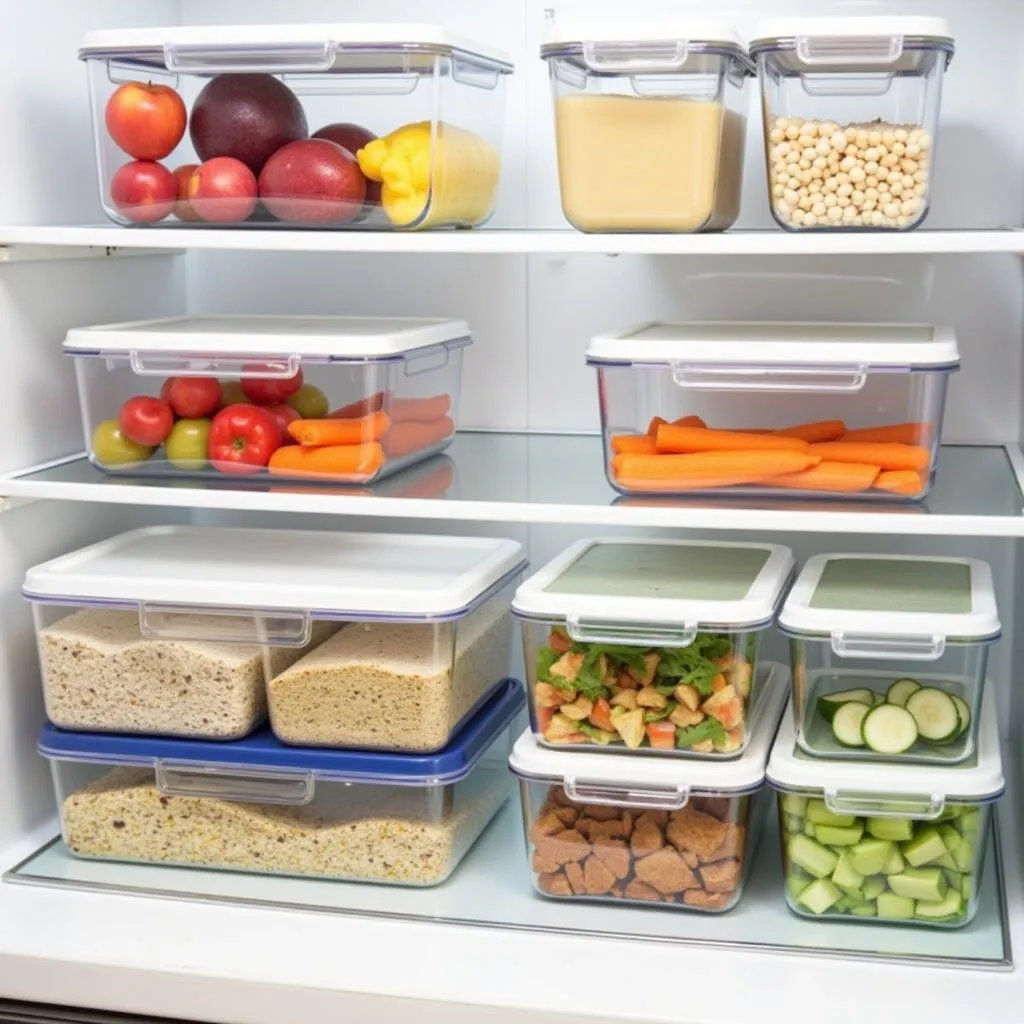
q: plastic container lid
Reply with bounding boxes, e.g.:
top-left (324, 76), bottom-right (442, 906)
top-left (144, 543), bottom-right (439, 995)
top-left (751, 16), bottom-right (953, 48)
top-left (65, 315), bottom-right (471, 360)
top-left (510, 661), bottom-right (788, 804)
top-left (23, 526), bottom-right (526, 621)
top-left (586, 322), bottom-right (960, 370)
top-left (779, 554), bottom-right (1000, 648)
top-left (511, 538), bottom-right (794, 636)
top-left (39, 678), bottom-right (523, 787)
top-left (768, 688), bottom-right (1003, 807)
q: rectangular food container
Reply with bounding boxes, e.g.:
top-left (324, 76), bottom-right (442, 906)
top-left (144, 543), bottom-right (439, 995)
top-left (25, 525), bottom-right (525, 748)
top-left (511, 538), bottom-right (794, 758)
top-left (80, 23), bottom-right (512, 230)
top-left (540, 17), bottom-right (754, 232)
top-left (779, 553), bottom-right (999, 765)
top-left (509, 660), bottom-right (788, 911)
top-left (750, 17), bottom-right (953, 231)
top-left (42, 678), bottom-right (523, 886)
top-left (588, 321), bottom-right (959, 501)
top-left (768, 687), bottom-right (1003, 928)
top-left (67, 315), bottom-right (470, 484)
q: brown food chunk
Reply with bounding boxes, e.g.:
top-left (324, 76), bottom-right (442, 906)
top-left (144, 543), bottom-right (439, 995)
top-left (624, 878), bottom-right (663, 902)
top-left (532, 848), bottom-right (562, 874)
top-left (610, 884), bottom-right (624, 898)
top-left (692, 796), bottom-right (735, 822)
top-left (583, 855), bottom-right (618, 895)
top-left (634, 847), bottom-right (700, 894)
top-left (575, 817), bottom-right (597, 840)
top-left (551, 806), bottom-right (578, 827)
top-left (565, 860), bottom-right (587, 895)
top-left (536, 828), bottom-right (589, 866)
top-left (716, 823), bottom-right (746, 860)
top-left (635, 810), bottom-right (669, 829)
top-left (589, 820), bottom-right (625, 842)
top-left (529, 810), bottom-right (569, 845)
top-left (667, 805), bottom-right (730, 863)
top-left (593, 838), bottom-right (631, 880)
top-left (582, 804), bottom-right (622, 822)
top-left (630, 819), bottom-right (665, 858)
top-left (621, 810), bottom-right (634, 837)
top-left (684, 889), bottom-right (734, 910)
top-left (700, 858), bottom-right (742, 893)
top-left (681, 849), bottom-right (700, 869)
top-left (538, 871), bottom-right (572, 896)
top-left (550, 787), bottom-right (575, 807)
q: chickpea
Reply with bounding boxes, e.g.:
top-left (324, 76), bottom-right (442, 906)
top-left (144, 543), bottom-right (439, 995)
top-left (803, 213), bottom-right (817, 226)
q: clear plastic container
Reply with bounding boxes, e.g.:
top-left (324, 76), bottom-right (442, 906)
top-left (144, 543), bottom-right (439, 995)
top-left (540, 17), bottom-right (754, 232)
top-left (768, 689), bottom-right (1003, 928)
top-left (509, 661), bottom-right (788, 912)
top-left (750, 17), bottom-right (954, 231)
top-left (587, 321), bottom-right (959, 501)
top-left (42, 678), bottom-right (523, 887)
top-left (779, 553), bottom-right (999, 766)
top-left (79, 24), bottom-right (512, 230)
top-left (66, 315), bottom-right (471, 484)
top-left (512, 538), bottom-right (794, 758)
top-left (25, 526), bottom-right (525, 747)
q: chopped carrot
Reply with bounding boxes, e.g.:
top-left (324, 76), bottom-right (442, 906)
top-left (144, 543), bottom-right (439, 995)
top-left (537, 706), bottom-right (555, 734)
top-left (808, 441), bottom-right (930, 472)
top-left (268, 442), bottom-right (384, 480)
top-left (590, 698), bottom-right (614, 733)
top-left (328, 391), bottom-right (388, 419)
top-left (613, 449), bottom-right (819, 488)
top-left (647, 415), bottom-right (670, 436)
top-left (672, 414), bottom-right (706, 428)
top-left (765, 461), bottom-right (881, 493)
top-left (711, 673), bottom-right (728, 692)
top-left (383, 416), bottom-right (454, 458)
top-left (875, 469), bottom-right (927, 496)
top-left (611, 434), bottom-right (658, 455)
top-left (390, 394), bottom-right (452, 423)
top-left (774, 419), bottom-right (847, 443)
top-left (288, 410), bottom-right (389, 446)
top-left (656, 424), bottom-right (809, 454)
top-left (645, 721), bottom-right (676, 750)
top-left (842, 422), bottom-right (933, 445)
top-left (549, 629), bottom-right (572, 654)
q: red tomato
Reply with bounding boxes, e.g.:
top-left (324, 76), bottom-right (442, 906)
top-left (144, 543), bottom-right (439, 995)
top-left (160, 379), bottom-right (174, 405)
top-left (167, 376), bottom-right (221, 418)
top-left (118, 396), bottom-right (174, 446)
top-left (266, 403), bottom-right (300, 442)
top-left (209, 404), bottom-right (281, 474)
top-left (240, 366), bottom-right (304, 405)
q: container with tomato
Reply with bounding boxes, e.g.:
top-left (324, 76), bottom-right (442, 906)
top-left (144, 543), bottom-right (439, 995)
top-left (67, 315), bottom-right (470, 483)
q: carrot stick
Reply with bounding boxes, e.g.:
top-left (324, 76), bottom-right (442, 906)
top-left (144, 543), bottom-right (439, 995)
top-left (764, 461), bottom-right (881, 493)
top-left (611, 434), bottom-right (658, 455)
top-left (774, 419), bottom-right (847, 443)
top-left (383, 416), bottom-right (454, 458)
top-left (288, 410), bottom-right (390, 447)
top-left (328, 391), bottom-right (388, 419)
top-left (808, 441), bottom-right (930, 472)
top-left (875, 469), bottom-right (927, 496)
top-left (842, 422), bottom-right (933, 445)
top-left (268, 442), bottom-right (384, 479)
top-left (655, 424), bottom-right (809, 454)
top-left (647, 415), bottom-right (670, 436)
top-left (613, 449), bottom-right (819, 488)
top-left (390, 394), bottom-right (452, 423)
top-left (672, 414), bottom-right (706, 428)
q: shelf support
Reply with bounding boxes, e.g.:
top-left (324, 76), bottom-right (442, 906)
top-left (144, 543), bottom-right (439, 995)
top-left (0, 244), bottom-right (182, 264)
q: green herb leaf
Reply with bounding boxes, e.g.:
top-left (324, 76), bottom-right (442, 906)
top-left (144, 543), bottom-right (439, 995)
top-left (675, 717), bottom-right (728, 749)
top-left (577, 721), bottom-right (616, 745)
top-left (644, 702), bottom-right (676, 724)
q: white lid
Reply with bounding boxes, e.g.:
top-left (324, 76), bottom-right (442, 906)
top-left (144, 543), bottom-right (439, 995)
top-left (768, 689), bottom-right (1003, 805)
top-left (23, 526), bottom-right (525, 619)
top-left (779, 554), bottom-right (1000, 647)
top-left (544, 17), bottom-right (743, 49)
top-left (509, 661), bottom-right (788, 802)
top-left (512, 538), bottom-right (794, 634)
top-left (65, 316), bottom-right (471, 359)
top-left (752, 16), bottom-right (952, 45)
top-left (587, 322), bottom-right (959, 370)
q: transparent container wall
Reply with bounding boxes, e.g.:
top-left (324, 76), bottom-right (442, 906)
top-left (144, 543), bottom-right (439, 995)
top-left (787, 632), bottom-right (991, 765)
top-left (86, 51), bottom-right (506, 230)
top-left (74, 341), bottom-right (465, 485)
top-left (776, 787), bottom-right (991, 928)
top-left (519, 779), bottom-right (762, 911)
top-left (545, 47), bottom-right (749, 233)
top-left (595, 362), bottom-right (952, 500)
top-left (757, 42), bottom-right (949, 231)
top-left (518, 616), bottom-right (761, 758)
top-left (52, 750), bottom-right (512, 886)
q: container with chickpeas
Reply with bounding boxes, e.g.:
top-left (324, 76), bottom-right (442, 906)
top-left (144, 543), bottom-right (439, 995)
top-left (750, 17), bottom-right (953, 231)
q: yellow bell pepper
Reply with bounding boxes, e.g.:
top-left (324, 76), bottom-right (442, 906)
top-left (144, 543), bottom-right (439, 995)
top-left (357, 121), bottom-right (499, 229)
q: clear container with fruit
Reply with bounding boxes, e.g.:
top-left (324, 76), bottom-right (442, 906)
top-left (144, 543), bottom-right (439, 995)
top-left (779, 553), bottom-right (999, 765)
top-left (768, 687), bottom-right (1003, 928)
top-left (750, 17), bottom-right (953, 231)
top-left (511, 538), bottom-right (794, 759)
top-left (79, 24), bottom-right (512, 229)
top-left (66, 315), bottom-right (470, 483)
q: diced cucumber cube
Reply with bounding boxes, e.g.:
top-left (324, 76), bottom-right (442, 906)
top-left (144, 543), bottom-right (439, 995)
top-left (962, 876), bottom-right (973, 901)
top-left (867, 817), bottom-right (914, 842)
top-left (958, 807), bottom-right (982, 835)
top-left (888, 867), bottom-right (948, 903)
top-left (849, 838), bottom-right (892, 876)
top-left (850, 902), bottom-right (878, 917)
top-left (882, 846), bottom-right (906, 875)
top-left (806, 800), bottom-right (856, 827)
top-left (953, 834), bottom-right (976, 873)
top-left (785, 814), bottom-right (804, 835)
top-left (915, 889), bottom-right (964, 920)
top-left (936, 852), bottom-right (958, 871)
top-left (863, 876), bottom-right (887, 901)
top-left (902, 827), bottom-right (947, 867)
top-left (787, 873), bottom-right (811, 901)
top-left (835, 894), bottom-right (858, 912)
top-left (939, 824), bottom-right (961, 850)
top-left (832, 853), bottom-right (865, 894)
top-left (876, 892), bottom-right (916, 920)
top-left (943, 869), bottom-right (963, 891)
top-left (816, 822), bottom-right (865, 846)
top-left (804, 819), bottom-right (816, 837)
top-left (781, 794), bottom-right (809, 817)
top-left (788, 833), bottom-right (839, 878)
top-left (797, 878), bottom-right (843, 915)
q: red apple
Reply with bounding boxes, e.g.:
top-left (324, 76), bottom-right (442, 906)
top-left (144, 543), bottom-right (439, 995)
top-left (105, 81), bottom-right (187, 161)
top-left (188, 157), bottom-right (258, 223)
top-left (258, 139), bottom-right (365, 224)
top-left (172, 164), bottom-right (201, 222)
top-left (110, 161), bottom-right (176, 223)
top-left (266, 403), bottom-right (300, 441)
top-left (312, 122), bottom-right (380, 213)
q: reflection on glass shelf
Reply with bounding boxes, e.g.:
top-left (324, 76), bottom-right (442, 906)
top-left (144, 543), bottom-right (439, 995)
top-left (6, 802), bottom-right (1009, 969)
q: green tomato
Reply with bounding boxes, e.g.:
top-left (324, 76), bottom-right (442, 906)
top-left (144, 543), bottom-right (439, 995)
top-left (288, 383), bottom-right (329, 419)
top-left (165, 418), bottom-right (211, 470)
top-left (92, 419), bottom-right (154, 468)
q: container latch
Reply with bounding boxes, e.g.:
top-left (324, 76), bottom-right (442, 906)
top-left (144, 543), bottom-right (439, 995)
top-left (830, 631), bottom-right (946, 661)
top-left (670, 362), bottom-right (869, 393)
top-left (794, 34), bottom-right (904, 66)
top-left (566, 616), bottom-right (698, 648)
top-left (825, 788), bottom-right (945, 820)
top-left (156, 761), bottom-right (316, 805)
top-left (563, 778), bottom-right (691, 811)
top-left (139, 603), bottom-right (313, 648)
top-left (128, 351), bottom-right (302, 380)
top-left (581, 40), bottom-right (690, 74)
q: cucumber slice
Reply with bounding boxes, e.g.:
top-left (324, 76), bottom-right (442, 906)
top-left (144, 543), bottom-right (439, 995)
top-left (861, 704), bottom-right (918, 754)
top-left (806, 799), bottom-right (855, 827)
top-left (817, 688), bottom-right (875, 722)
top-left (780, 794), bottom-right (808, 817)
top-left (950, 694), bottom-right (972, 739)
top-left (785, 813), bottom-right (804, 835)
top-left (835, 894), bottom-right (858, 912)
top-left (849, 838), bottom-right (892, 876)
top-left (958, 807), bottom-right (982, 835)
top-left (882, 846), bottom-right (906, 875)
top-left (803, 819), bottom-right (816, 837)
top-left (832, 702), bottom-right (870, 746)
top-left (788, 833), bottom-right (839, 878)
top-left (832, 853), bottom-right (865, 894)
top-left (905, 688), bottom-right (960, 743)
top-left (872, 693), bottom-right (886, 706)
top-left (876, 892), bottom-right (916, 920)
top-left (888, 867), bottom-right (948, 902)
top-left (887, 678), bottom-right (922, 707)
top-left (902, 826), bottom-right (947, 867)
top-left (797, 878), bottom-right (843, 915)
top-left (816, 822), bottom-right (864, 846)
top-left (938, 824), bottom-right (962, 850)
top-left (863, 876), bottom-right (886, 901)
top-left (915, 888), bottom-right (964, 920)
top-left (850, 903), bottom-right (878, 917)
top-left (868, 817), bottom-right (913, 842)
top-left (943, 869), bottom-right (963, 891)
top-left (962, 876), bottom-right (973, 900)
top-left (787, 873), bottom-right (811, 901)
top-left (953, 834), bottom-right (976, 873)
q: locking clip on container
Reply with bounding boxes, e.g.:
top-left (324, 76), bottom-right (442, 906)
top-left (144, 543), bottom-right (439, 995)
top-left (779, 553), bottom-right (999, 765)
top-left (750, 17), bottom-right (954, 231)
top-left (587, 321), bottom-right (959, 500)
top-left (512, 538), bottom-right (794, 758)
top-left (541, 17), bottom-right (754, 232)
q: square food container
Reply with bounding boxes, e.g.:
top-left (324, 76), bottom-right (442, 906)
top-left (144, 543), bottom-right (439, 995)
top-left (750, 17), bottom-right (953, 231)
top-left (509, 660), bottom-right (788, 911)
top-left (779, 553), bottom-right (999, 765)
top-left (25, 525), bottom-right (525, 748)
top-left (588, 321), bottom-right (959, 501)
top-left (540, 17), bottom-right (754, 232)
top-left (80, 23), bottom-right (512, 230)
top-left (42, 678), bottom-right (523, 887)
top-left (511, 538), bottom-right (794, 758)
top-left (66, 315), bottom-right (470, 484)
top-left (768, 688), bottom-right (1003, 928)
